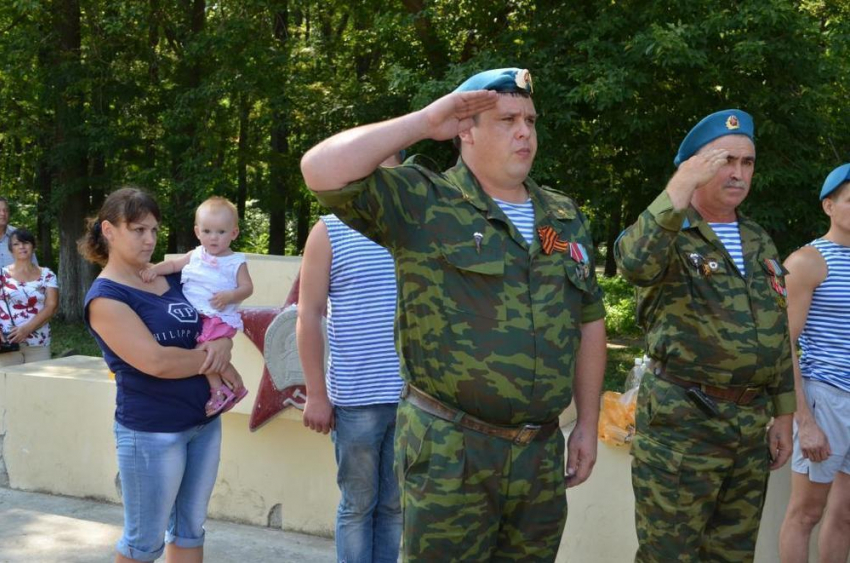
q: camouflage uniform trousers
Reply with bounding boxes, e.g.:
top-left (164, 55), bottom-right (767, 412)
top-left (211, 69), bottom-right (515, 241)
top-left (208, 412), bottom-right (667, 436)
top-left (631, 372), bottom-right (773, 563)
top-left (394, 399), bottom-right (567, 562)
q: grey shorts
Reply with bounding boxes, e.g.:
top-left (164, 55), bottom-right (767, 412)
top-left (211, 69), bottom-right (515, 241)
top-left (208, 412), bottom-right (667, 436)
top-left (792, 378), bottom-right (850, 483)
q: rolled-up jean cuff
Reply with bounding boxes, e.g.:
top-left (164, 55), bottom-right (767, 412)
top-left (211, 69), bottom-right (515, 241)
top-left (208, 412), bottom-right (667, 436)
top-left (117, 543), bottom-right (163, 562)
top-left (166, 530), bottom-right (206, 548)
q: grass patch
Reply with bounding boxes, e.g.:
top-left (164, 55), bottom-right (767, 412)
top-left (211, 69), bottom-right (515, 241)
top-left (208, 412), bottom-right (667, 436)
top-left (50, 318), bottom-right (103, 358)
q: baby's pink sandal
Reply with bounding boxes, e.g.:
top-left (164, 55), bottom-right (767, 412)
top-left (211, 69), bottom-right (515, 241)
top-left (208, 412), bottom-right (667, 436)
top-left (205, 386), bottom-right (236, 417)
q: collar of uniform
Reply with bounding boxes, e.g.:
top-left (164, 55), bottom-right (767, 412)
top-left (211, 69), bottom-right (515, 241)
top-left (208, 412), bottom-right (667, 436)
top-left (445, 158), bottom-right (492, 212)
top-left (445, 158), bottom-right (575, 222)
top-left (527, 180), bottom-right (577, 223)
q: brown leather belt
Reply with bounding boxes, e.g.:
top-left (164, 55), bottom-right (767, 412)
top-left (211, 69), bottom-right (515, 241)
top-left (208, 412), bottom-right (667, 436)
top-left (400, 383), bottom-right (559, 446)
top-left (650, 362), bottom-right (763, 406)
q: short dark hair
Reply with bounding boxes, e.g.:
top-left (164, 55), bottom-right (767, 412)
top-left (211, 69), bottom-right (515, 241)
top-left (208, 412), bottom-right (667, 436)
top-left (8, 228), bottom-right (35, 252)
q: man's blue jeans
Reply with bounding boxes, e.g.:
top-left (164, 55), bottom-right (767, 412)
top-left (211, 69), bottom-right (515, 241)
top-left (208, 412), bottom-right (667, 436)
top-left (333, 403), bottom-right (401, 563)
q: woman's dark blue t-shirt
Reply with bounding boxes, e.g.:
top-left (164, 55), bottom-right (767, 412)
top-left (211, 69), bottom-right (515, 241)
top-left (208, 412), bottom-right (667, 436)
top-left (84, 273), bottom-right (213, 432)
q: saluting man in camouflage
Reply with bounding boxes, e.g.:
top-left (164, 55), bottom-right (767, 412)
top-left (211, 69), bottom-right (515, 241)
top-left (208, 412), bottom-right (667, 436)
top-left (615, 110), bottom-right (796, 562)
top-left (301, 68), bottom-right (607, 561)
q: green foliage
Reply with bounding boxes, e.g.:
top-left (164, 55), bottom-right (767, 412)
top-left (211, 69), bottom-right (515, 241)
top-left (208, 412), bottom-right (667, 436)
top-left (0, 0), bottom-right (848, 315)
top-left (599, 274), bottom-right (641, 339)
top-left (604, 344), bottom-right (644, 392)
top-left (50, 318), bottom-right (103, 358)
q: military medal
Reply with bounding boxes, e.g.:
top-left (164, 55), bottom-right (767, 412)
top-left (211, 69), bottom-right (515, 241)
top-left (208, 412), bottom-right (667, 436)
top-left (763, 258), bottom-right (787, 307)
top-left (688, 252), bottom-right (711, 277)
top-left (568, 242), bottom-right (590, 279)
top-left (473, 232), bottom-right (483, 254)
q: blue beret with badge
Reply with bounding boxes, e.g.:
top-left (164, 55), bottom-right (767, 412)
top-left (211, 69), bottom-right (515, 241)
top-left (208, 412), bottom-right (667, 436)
top-left (819, 163), bottom-right (850, 200)
top-left (674, 109), bottom-right (755, 167)
top-left (454, 68), bottom-right (533, 94)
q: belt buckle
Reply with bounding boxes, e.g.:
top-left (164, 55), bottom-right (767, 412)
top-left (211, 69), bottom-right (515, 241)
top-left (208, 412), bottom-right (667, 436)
top-left (513, 424), bottom-right (541, 446)
top-left (741, 386), bottom-right (761, 404)
top-left (399, 383), bottom-right (410, 400)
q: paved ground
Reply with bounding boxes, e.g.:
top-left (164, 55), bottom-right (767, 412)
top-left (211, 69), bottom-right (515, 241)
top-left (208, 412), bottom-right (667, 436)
top-left (0, 487), bottom-right (335, 562)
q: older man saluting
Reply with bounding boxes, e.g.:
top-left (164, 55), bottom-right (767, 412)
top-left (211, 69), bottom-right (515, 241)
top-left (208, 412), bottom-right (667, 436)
top-left (616, 110), bottom-right (796, 562)
top-left (301, 68), bottom-right (607, 561)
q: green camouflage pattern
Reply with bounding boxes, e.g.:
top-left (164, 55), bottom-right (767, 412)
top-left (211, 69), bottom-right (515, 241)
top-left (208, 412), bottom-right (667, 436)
top-left (614, 190), bottom-right (795, 415)
top-left (631, 373), bottom-right (772, 563)
top-left (316, 158), bottom-right (605, 425)
top-left (394, 399), bottom-right (566, 562)
top-left (615, 189), bottom-right (795, 561)
top-left (315, 157), bottom-right (604, 561)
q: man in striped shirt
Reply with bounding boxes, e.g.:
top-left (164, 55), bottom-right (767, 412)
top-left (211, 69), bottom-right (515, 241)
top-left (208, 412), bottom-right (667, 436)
top-left (298, 153), bottom-right (404, 563)
top-left (616, 109), bottom-right (795, 562)
top-left (780, 163), bottom-right (850, 563)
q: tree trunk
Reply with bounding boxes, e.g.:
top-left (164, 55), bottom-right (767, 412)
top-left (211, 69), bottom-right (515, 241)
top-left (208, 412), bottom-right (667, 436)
top-left (51, 0), bottom-right (91, 322)
top-left (604, 199), bottom-right (622, 278)
top-left (236, 94), bottom-right (249, 220)
top-left (35, 150), bottom-right (53, 268)
top-left (267, 3), bottom-right (289, 255)
top-left (168, 0), bottom-right (206, 254)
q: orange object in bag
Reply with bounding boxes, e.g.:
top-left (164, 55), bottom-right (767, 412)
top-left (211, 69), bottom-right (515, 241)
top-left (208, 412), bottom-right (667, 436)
top-left (598, 388), bottom-right (638, 447)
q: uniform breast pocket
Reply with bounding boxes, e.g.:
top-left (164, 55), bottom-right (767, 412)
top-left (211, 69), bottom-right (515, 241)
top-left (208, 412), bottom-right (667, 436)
top-left (440, 245), bottom-right (506, 321)
top-left (681, 252), bottom-right (734, 309)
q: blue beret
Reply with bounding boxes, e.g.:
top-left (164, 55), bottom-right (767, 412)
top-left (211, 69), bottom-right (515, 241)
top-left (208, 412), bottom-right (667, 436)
top-left (674, 109), bottom-right (755, 167)
top-left (820, 163), bottom-right (850, 200)
top-left (454, 68), bottom-right (533, 94)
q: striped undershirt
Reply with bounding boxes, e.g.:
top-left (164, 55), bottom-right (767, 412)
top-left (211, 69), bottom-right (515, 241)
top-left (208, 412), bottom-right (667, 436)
top-left (493, 198), bottom-right (535, 246)
top-left (322, 215), bottom-right (402, 406)
top-left (798, 238), bottom-right (850, 393)
top-left (709, 222), bottom-right (745, 276)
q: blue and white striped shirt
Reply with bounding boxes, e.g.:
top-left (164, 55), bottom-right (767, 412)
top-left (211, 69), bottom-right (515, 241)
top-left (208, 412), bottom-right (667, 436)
top-left (494, 198), bottom-right (535, 246)
top-left (799, 238), bottom-right (850, 393)
top-left (323, 215), bottom-right (402, 406)
top-left (709, 222), bottom-right (745, 276)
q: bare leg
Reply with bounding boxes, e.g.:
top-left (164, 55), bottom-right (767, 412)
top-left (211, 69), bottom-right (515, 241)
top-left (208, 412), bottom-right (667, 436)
top-left (115, 554), bottom-right (142, 563)
top-left (818, 472), bottom-right (850, 563)
top-left (205, 372), bottom-right (224, 390)
top-left (779, 471), bottom-right (831, 563)
top-left (165, 544), bottom-right (203, 563)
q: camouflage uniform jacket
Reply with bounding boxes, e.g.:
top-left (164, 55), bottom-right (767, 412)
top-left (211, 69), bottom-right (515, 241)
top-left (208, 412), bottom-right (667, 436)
top-left (615, 190), bottom-right (795, 415)
top-left (315, 158), bottom-right (606, 426)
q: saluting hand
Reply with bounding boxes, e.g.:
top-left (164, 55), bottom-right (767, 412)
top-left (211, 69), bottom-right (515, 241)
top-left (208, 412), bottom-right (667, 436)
top-left (666, 148), bottom-right (730, 210)
top-left (419, 90), bottom-right (499, 141)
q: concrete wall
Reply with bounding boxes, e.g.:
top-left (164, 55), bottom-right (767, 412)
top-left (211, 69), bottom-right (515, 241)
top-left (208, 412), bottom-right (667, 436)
top-left (0, 252), bottom-right (841, 559)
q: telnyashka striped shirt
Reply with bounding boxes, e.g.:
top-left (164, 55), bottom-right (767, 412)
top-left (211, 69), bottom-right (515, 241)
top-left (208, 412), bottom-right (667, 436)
top-left (799, 238), bottom-right (850, 393)
top-left (709, 222), bottom-right (745, 276)
top-left (323, 215), bottom-right (402, 406)
top-left (494, 198), bottom-right (535, 246)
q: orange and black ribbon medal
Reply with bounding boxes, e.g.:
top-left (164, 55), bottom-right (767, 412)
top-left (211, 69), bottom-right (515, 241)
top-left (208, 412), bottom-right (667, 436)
top-left (538, 226), bottom-right (568, 255)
